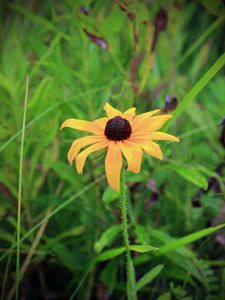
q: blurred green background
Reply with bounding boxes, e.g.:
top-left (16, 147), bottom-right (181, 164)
top-left (0, 0), bottom-right (225, 299)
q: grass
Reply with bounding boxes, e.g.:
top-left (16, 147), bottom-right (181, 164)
top-left (0, 1), bottom-right (225, 299)
top-left (15, 75), bottom-right (29, 300)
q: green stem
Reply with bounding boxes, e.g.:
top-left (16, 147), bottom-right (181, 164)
top-left (120, 166), bottom-right (137, 300)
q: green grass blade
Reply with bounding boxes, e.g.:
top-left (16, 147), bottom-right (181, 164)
top-left (164, 52), bottom-right (225, 130)
top-left (0, 232), bottom-right (16, 300)
top-left (136, 265), bottom-right (164, 292)
top-left (16, 75), bottom-right (29, 300)
top-left (177, 15), bottom-right (225, 67)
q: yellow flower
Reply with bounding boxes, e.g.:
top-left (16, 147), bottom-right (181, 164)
top-left (61, 103), bottom-right (179, 191)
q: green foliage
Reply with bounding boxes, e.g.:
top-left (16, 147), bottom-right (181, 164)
top-left (136, 264), bottom-right (164, 292)
top-left (0, 0), bottom-right (225, 299)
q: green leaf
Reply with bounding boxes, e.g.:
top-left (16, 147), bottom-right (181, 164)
top-left (136, 265), bottom-right (164, 292)
top-left (128, 1), bottom-right (149, 23)
top-left (97, 247), bottom-right (126, 262)
top-left (100, 260), bottom-right (118, 294)
top-left (129, 245), bottom-right (158, 253)
top-left (157, 292), bottom-right (171, 300)
top-left (102, 187), bottom-right (119, 205)
top-left (169, 164), bottom-right (208, 189)
top-left (94, 225), bottom-right (122, 253)
top-left (156, 224), bottom-right (225, 256)
top-left (100, 5), bottom-right (125, 36)
top-left (135, 224), bottom-right (151, 245)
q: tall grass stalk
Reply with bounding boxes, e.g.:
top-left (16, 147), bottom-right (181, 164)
top-left (15, 75), bottom-right (29, 300)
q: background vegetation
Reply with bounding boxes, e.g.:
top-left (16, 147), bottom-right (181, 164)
top-left (0, 0), bottom-right (225, 299)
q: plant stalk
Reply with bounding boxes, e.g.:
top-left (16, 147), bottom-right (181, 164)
top-left (120, 166), bottom-right (137, 300)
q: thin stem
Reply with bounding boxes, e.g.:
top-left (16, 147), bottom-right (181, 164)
top-left (120, 166), bottom-right (137, 300)
top-left (16, 75), bottom-right (29, 300)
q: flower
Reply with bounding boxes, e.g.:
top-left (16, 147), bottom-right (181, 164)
top-left (61, 103), bottom-right (179, 191)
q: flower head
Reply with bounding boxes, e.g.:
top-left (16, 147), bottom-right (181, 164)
top-left (61, 103), bottom-right (179, 191)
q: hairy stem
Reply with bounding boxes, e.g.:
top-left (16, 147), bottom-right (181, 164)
top-left (120, 166), bottom-right (137, 300)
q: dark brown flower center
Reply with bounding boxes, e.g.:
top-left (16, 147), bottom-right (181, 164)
top-left (104, 116), bottom-right (132, 141)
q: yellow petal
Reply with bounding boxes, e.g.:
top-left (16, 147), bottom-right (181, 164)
top-left (147, 115), bottom-right (172, 131)
top-left (131, 131), bottom-right (179, 142)
top-left (103, 103), bottom-right (122, 118)
top-left (143, 141), bottom-right (163, 160)
top-left (67, 136), bottom-right (105, 165)
top-left (131, 109), bottom-right (160, 129)
top-left (92, 117), bottom-right (108, 129)
top-left (105, 142), bottom-right (122, 191)
top-left (133, 114), bottom-right (172, 135)
top-left (60, 119), bottom-right (102, 134)
top-left (122, 107), bottom-right (136, 121)
top-left (76, 141), bottom-right (109, 174)
top-left (133, 139), bottom-right (163, 160)
top-left (120, 141), bottom-right (142, 173)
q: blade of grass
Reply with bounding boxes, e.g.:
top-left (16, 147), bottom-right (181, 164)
top-left (8, 207), bottom-right (52, 300)
top-left (0, 232), bottom-right (16, 300)
top-left (136, 265), bottom-right (164, 292)
top-left (177, 15), bottom-right (225, 67)
top-left (15, 75), bottom-right (29, 300)
top-left (68, 262), bottom-right (95, 300)
top-left (164, 52), bottom-right (225, 131)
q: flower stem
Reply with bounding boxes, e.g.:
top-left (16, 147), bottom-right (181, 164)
top-left (120, 166), bottom-right (137, 300)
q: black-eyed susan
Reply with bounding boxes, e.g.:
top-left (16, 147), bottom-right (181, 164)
top-left (61, 103), bottom-right (179, 191)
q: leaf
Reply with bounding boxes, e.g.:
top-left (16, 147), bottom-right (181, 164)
top-left (49, 241), bottom-right (80, 269)
top-left (135, 224), bottom-right (151, 245)
top-left (0, 72), bottom-right (16, 100)
top-left (133, 224), bottom-right (225, 280)
top-left (102, 187), bottom-right (119, 205)
top-left (56, 225), bottom-right (85, 240)
top-left (136, 265), bottom-right (164, 292)
top-left (156, 224), bottom-right (225, 256)
top-left (28, 76), bottom-right (52, 109)
top-left (127, 1), bottom-right (149, 23)
top-left (157, 292), bottom-right (171, 300)
top-left (169, 164), bottom-right (208, 189)
top-left (129, 245), bottom-right (158, 253)
top-left (100, 5), bottom-right (125, 35)
top-left (100, 260), bottom-right (118, 294)
top-left (94, 225), bottom-right (122, 253)
top-left (97, 247), bottom-right (126, 262)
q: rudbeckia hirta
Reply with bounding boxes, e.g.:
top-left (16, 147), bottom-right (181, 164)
top-left (61, 103), bottom-right (179, 191)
